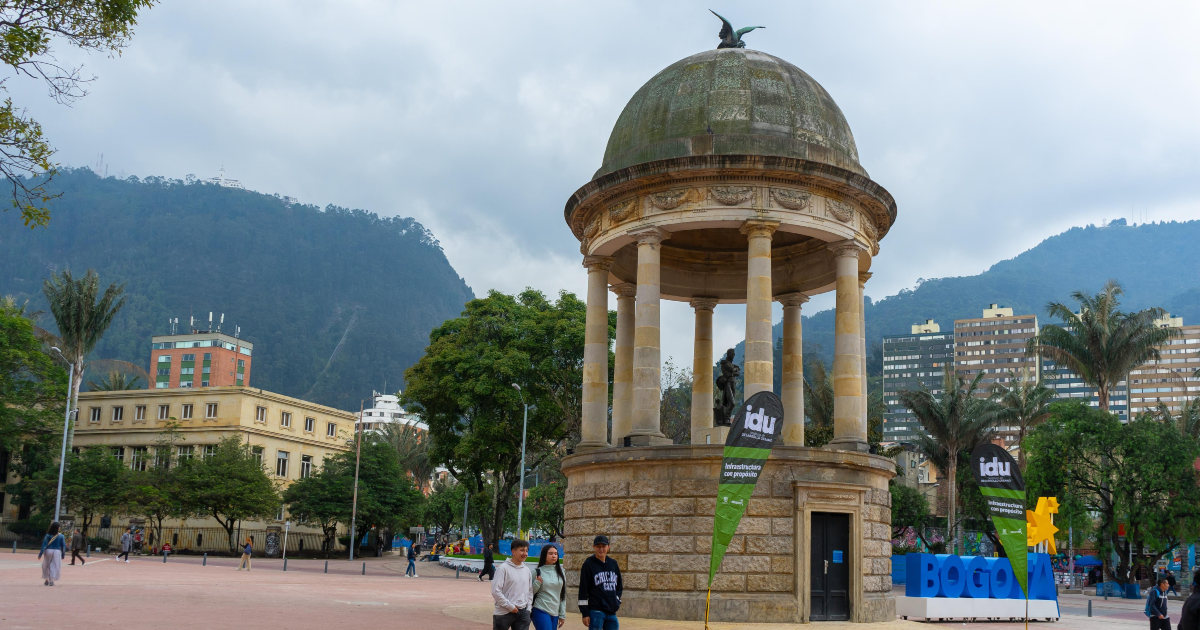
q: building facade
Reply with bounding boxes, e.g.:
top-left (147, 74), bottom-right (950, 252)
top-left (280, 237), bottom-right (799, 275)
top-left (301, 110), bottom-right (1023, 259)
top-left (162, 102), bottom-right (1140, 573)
top-left (357, 392), bottom-right (426, 432)
top-left (953, 305), bottom-right (1039, 444)
top-left (1043, 356), bottom-right (1128, 419)
top-left (1129, 315), bottom-right (1200, 416)
top-left (882, 319), bottom-right (953, 443)
top-left (151, 331), bottom-right (252, 389)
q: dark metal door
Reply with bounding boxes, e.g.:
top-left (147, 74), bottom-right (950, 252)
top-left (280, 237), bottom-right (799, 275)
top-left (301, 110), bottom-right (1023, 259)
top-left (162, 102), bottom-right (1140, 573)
top-left (810, 512), bottom-right (850, 621)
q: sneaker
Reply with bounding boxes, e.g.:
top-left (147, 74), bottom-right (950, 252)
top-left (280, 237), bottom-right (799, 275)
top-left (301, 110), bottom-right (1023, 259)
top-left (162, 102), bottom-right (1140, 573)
top-left (125, 560), bottom-right (130, 563)
top-left (44, 580), bottom-right (48, 585)
top-left (49, 581), bottom-right (54, 586)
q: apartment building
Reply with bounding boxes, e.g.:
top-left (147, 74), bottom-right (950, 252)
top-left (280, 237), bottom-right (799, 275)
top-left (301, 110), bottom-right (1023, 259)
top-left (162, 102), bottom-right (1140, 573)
top-left (1043, 356), bottom-right (1128, 419)
top-left (1128, 314), bottom-right (1200, 416)
top-left (152, 331), bottom-right (252, 389)
top-left (954, 305), bottom-right (1039, 444)
top-left (882, 319), bottom-right (953, 443)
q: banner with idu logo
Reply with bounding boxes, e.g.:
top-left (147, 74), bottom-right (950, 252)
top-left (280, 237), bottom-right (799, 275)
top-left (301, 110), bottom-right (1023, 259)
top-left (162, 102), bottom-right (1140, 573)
top-left (708, 391), bottom-right (783, 587)
top-left (969, 442), bottom-right (1028, 598)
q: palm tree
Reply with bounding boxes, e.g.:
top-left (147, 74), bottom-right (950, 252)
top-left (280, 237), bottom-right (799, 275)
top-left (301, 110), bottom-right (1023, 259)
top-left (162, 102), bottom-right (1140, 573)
top-left (990, 369), bottom-right (1054, 471)
top-left (378, 421), bottom-right (436, 492)
top-left (803, 360), bottom-right (835, 447)
top-left (1029, 280), bottom-right (1179, 412)
top-left (42, 269), bottom-right (127, 453)
top-left (898, 366), bottom-right (998, 555)
top-left (87, 370), bottom-right (144, 391)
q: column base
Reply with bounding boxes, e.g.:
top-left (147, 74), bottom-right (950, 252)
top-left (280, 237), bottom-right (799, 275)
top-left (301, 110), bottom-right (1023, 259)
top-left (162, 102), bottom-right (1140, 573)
top-left (692, 426), bottom-right (729, 446)
top-left (623, 434), bottom-right (674, 447)
top-left (826, 437), bottom-right (870, 453)
top-left (575, 441), bottom-right (611, 453)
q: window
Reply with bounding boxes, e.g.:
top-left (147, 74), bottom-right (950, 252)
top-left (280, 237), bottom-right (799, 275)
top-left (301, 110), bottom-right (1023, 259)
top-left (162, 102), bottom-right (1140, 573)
top-left (90, 407), bottom-right (101, 422)
top-left (276, 451), bottom-right (289, 477)
top-left (111, 446), bottom-right (125, 461)
top-left (280, 411), bottom-right (292, 428)
top-left (111, 406), bottom-right (124, 422)
top-left (177, 445), bottom-right (194, 461)
top-left (129, 446), bottom-right (148, 471)
top-left (326, 422), bottom-right (336, 437)
top-left (255, 406), bottom-right (267, 422)
top-left (203, 352), bottom-right (212, 361)
top-left (252, 446), bottom-right (264, 466)
top-left (158, 404), bottom-right (170, 420)
top-left (304, 416), bottom-right (315, 432)
top-left (179, 380), bottom-right (193, 388)
top-left (182, 404), bottom-right (194, 419)
top-left (202, 445), bottom-right (217, 459)
top-left (300, 455), bottom-right (313, 478)
top-left (205, 403), bottom-right (218, 419)
top-left (180, 367), bottom-right (195, 375)
top-left (156, 381), bottom-right (169, 389)
top-left (182, 354), bottom-right (195, 362)
top-left (135, 405), bottom-right (146, 421)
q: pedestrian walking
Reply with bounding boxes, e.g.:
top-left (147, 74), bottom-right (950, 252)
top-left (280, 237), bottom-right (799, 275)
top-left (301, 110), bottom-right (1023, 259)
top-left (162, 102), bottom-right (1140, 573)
top-left (117, 527), bottom-right (133, 562)
top-left (480, 543), bottom-right (496, 581)
top-left (1179, 573), bottom-right (1200, 630)
top-left (237, 537), bottom-right (253, 571)
top-left (1148, 577), bottom-right (1173, 630)
top-left (69, 528), bottom-right (86, 566)
top-left (492, 539), bottom-right (532, 630)
top-left (38, 521), bottom-right (66, 586)
top-left (134, 529), bottom-right (143, 554)
top-left (531, 545), bottom-right (567, 630)
top-left (578, 535), bottom-right (622, 630)
top-left (405, 537), bottom-right (418, 578)
top-left (1169, 571), bottom-right (1180, 596)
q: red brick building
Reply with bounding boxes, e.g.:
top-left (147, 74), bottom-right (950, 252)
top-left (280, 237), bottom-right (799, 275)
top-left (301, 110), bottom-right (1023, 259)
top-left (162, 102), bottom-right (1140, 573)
top-left (151, 331), bottom-right (252, 389)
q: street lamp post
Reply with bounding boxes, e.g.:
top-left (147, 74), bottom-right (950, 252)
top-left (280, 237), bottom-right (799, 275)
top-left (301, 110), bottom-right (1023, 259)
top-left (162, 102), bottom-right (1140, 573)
top-left (50, 347), bottom-right (73, 522)
top-left (349, 400), bottom-right (364, 561)
top-left (512, 384), bottom-right (529, 537)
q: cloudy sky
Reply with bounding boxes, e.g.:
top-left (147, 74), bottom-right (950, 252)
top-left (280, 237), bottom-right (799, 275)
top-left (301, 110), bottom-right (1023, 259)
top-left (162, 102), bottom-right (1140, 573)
top-left (13, 1), bottom-right (1200, 368)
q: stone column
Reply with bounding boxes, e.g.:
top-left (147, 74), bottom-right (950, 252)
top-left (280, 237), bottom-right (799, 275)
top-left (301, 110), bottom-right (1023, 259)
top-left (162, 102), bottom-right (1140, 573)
top-left (689, 297), bottom-right (718, 445)
top-left (629, 227), bottom-right (671, 445)
top-left (777, 292), bottom-right (808, 446)
top-left (578, 255), bottom-right (614, 452)
top-left (859, 272), bottom-right (872, 436)
top-left (610, 283), bottom-right (637, 445)
top-left (829, 241), bottom-right (869, 452)
top-left (740, 220), bottom-right (780, 399)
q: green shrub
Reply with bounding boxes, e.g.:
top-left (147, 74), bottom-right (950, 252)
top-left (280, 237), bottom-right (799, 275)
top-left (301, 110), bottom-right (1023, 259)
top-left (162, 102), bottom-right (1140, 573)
top-left (5, 514), bottom-right (52, 537)
top-left (88, 536), bottom-right (111, 550)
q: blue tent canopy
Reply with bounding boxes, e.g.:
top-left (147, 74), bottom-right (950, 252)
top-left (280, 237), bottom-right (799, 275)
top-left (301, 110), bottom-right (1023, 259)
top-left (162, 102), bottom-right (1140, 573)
top-left (1075, 556), bottom-right (1103, 567)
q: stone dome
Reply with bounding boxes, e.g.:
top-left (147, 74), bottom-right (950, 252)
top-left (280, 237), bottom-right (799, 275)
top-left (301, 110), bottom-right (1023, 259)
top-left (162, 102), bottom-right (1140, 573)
top-left (595, 48), bottom-right (864, 179)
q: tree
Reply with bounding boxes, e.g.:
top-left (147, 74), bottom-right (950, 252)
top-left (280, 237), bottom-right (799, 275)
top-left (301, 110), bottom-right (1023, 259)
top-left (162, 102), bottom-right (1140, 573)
top-left (898, 366), bottom-right (998, 555)
top-left (525, 480), bottom-right (566, 540)
top-left (1029, 280), bottom-right (1179, 412)
top-left (402, 289), bottom-right (586, 547)
top-left (128, 422), bottom-right (186, 547)
top-left (0, 0), bottom-right (156, 227)
top-left (0, 298), bottom-right (65, 461)
top-left (422, 479), bottom-right (466, 536)
top-left (36, 446), bottom-right (130, 531)
top-left (660, 358), bottom-right (692, 444)
top-left (86, 369), bottom-right (142, 391)
top-left (282, 460), bottom-right (348, 558)
top-left (1024, 402), bottom-right (1200, 585)
top-left (41, 269), bottom-right (126, 454)
top-left (177, 436), bottom-right (279, 554)
top-left (378, 421), bottom-right (435, 493)
top-left (889, 483), bottom-right (932, 550)
top-left (803, 360), bottom-right (835, 447)
top-left (990, 369), bottom-right (1054, 471)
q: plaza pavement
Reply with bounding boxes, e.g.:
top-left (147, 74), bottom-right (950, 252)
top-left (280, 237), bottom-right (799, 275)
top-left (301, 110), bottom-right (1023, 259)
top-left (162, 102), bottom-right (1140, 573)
top-left (0, 550), bottom-right (1157, 630)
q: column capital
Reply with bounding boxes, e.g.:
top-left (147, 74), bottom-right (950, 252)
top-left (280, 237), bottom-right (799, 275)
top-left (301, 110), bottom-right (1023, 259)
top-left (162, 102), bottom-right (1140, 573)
top-left (582, 255), bottom-right (615, 272)
top-left (610, 282), bottom-right (637, 298)
top-left (858, 271), bottom-right (873, 286)
top-left (829, 239), bottom-right (869, 259)
top-left (689, 296), bottom-right (719, 312)
top-left (739, 219), bottom-right (780, 239)
top-left (628, 225), bottom-right (669, 245)
top-left (775, 292), bottom-right (810, 308)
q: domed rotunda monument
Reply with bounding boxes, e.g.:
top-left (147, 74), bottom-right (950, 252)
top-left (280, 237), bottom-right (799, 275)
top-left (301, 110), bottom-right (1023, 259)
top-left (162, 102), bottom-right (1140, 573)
top-left (561, 27), bottom-right (898, 624)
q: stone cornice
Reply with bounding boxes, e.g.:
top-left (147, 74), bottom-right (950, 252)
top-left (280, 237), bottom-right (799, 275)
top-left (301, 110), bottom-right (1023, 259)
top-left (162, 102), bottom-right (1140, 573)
top-left (829, 239), bottom-right (869, 259)
top-left (627, 225), bottom-right (669, 245)
top-left (610, 283), bottom-right (637, 298)
top-left (739, 219), bottom-right (780, 239)
top-left (776, 292), bottom-right (810, 307)
top-left (582, 255), bottom-right (615, 272)
top-left (689, 297), bottom-right (719, 311)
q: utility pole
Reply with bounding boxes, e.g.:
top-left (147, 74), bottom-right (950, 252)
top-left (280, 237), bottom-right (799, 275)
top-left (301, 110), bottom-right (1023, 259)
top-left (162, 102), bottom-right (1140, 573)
top-left (512, 384), bottom-right (529, 537)
top-left (349, 400), bottom-right (364, 561)
top-left (50, 347), bottom-right (73, 522)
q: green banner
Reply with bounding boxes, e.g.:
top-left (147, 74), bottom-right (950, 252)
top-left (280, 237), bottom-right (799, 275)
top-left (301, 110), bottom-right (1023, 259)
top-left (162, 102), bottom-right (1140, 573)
top-left (970, 443), bottom-right (1027, 597)
top-left (708, 391), bottom-right (783, 586)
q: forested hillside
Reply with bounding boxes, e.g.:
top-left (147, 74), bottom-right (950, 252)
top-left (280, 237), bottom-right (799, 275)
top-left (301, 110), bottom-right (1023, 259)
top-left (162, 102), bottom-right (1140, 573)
top-left (740, 219), bottom-right (1200, 373)
top-left (0, 169), bottom-right (474, 411)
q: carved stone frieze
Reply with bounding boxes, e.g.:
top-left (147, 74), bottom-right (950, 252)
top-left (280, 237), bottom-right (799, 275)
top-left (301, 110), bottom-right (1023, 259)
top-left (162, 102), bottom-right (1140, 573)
top-left (826, 198), bottom-right (853, 223)
top-left (861, 216), bottom-right (880, 256)
top-left (709, 186), bottom-right (755, 206)
top-left (583, 215), bottom-right (601, 239)
top-left (770, 187), bottom-right (811, 211)
top-left (608, 198), bottom-right (638, 224)
top-left (807, 492), bottom-right (858, 502)
top-left (648, 188), bottom-right (696, 210)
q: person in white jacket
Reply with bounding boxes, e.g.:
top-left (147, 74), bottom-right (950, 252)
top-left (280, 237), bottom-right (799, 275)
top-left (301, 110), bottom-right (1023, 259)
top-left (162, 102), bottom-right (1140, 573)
top-left (492, 540), bottom-right (533, 630)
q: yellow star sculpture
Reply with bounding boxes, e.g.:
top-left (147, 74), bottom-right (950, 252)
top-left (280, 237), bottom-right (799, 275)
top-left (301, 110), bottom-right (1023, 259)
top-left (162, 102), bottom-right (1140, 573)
top-left (1026, 496), bottom-right (1059, 553)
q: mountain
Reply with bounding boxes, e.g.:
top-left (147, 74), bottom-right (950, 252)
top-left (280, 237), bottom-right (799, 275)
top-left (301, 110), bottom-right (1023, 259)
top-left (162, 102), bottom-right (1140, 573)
top-left (0, 169), bottom-right (475, 411)
top-left (736, 218), bottom-right (1200, 372)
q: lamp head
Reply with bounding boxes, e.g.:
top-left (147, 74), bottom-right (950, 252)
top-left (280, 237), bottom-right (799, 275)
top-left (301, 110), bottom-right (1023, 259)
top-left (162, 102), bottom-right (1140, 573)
top-left (511, 383), bottom-right (520, 391)
top-left (51, 346), bottom-right (60, 353)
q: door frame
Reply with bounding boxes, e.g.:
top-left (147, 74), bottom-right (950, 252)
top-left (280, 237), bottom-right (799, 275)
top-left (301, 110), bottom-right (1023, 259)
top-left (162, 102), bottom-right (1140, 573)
top-left (795, 482), bottom-right (866, 623)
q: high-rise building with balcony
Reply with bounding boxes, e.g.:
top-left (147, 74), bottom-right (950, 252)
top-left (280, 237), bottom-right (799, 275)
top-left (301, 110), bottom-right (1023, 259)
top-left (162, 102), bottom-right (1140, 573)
top-left (881, 319), bottom-right (954, 443)
top-left (1128, 314), bottom-right (1200, 417)
top-left (954, 305), bottom-right (1039, 444)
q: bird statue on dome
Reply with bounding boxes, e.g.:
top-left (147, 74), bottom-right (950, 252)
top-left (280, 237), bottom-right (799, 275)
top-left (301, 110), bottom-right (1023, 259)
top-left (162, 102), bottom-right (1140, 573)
top-left (710, 10), bottom-right (764, 49)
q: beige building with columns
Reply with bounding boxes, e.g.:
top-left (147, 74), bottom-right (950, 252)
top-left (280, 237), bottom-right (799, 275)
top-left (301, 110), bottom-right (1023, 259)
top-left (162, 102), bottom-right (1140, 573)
top-left (561, 44), bottom-right (899, 623)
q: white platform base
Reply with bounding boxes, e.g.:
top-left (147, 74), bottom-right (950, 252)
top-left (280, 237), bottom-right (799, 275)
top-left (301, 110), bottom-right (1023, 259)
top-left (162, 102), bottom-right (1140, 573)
top-left (896, 597), bottom-right (1060, 621)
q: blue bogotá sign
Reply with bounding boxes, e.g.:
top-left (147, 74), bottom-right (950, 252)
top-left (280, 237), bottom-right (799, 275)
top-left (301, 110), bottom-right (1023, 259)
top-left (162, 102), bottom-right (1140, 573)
top-left (905, 552), bottom-right (1057, 600)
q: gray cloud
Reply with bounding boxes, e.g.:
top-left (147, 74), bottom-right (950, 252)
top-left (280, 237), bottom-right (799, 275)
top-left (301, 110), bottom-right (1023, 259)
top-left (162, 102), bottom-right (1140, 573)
top-left (12, 1), bottom-right (1200, 371)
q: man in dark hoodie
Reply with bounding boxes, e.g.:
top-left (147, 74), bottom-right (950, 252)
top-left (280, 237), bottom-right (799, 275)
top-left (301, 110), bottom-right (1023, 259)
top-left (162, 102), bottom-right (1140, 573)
top-left (1179, 573), bottom-right (1200, 630)
top-left (1148, 577), bottom-right (1172, 630)
top-left (579, 535), bottom-right (621, 630)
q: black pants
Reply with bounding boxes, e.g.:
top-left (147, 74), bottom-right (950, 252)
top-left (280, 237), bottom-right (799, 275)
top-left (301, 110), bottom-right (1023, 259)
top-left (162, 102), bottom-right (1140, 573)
top-left (1151, 616), bottom-right (1172, 630)
top-left (70, 549), bottom-right (84, 564)
top-left (493, 609), bottom-right (531, 630)
top-left (117, 551), bottom-right (130, 561)
top-left (480, 565), bottom-right (495, 580)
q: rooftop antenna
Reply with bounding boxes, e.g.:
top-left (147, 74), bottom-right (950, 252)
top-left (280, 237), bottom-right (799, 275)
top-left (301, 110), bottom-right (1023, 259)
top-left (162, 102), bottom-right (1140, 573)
top-left (190, 315), bottom-right (195, 330)
top-left (208, 312), bottom-right (213, 331)
top-left (218, 313), bottom-right (225, 332)
top-left (235, 325), bottom-right (241, 339)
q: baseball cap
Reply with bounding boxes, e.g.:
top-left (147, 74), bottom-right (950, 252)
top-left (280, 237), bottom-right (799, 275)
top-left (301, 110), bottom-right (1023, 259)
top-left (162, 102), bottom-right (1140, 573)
top-left (593, 535), bottom-right (610, 546)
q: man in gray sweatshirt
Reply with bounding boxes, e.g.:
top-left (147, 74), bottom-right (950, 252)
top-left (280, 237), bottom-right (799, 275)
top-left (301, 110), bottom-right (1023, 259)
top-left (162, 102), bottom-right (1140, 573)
top-left (492, 539), bottom-right (532, 630)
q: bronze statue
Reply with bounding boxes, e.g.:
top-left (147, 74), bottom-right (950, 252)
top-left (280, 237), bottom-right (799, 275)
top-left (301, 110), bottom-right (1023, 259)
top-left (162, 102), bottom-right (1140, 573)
top-left (710, 10), bottom-right (764, 49)
top-left (714, 348), bottom-right (741, 426)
